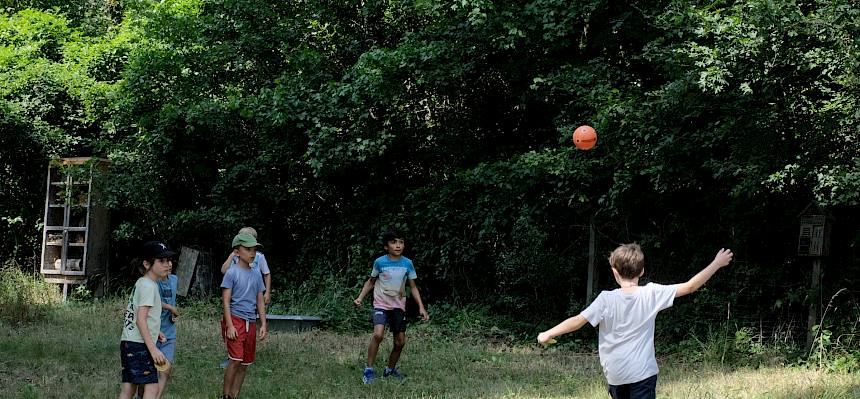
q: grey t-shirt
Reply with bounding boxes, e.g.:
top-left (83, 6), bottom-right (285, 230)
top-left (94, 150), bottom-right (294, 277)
top-left (221, 264), bottom-right (265, 321)
top-left (581, 283), bottom-right (679, 385)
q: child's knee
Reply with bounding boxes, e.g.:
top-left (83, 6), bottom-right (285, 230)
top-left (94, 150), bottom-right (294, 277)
top-left (371, 332), bottom-right (385, 343)
top-left (393, 335), bottom-right (406, 349)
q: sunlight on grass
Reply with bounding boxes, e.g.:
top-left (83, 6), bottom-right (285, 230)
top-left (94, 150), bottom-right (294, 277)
top-left (660, 366), bottom-right (860, 399)
top-left (1, 299), bottom-right (858, 398)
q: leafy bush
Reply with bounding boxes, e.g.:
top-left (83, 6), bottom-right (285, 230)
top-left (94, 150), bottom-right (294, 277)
top-left (0, 262), bottom-right (61, 324)
top-left (268, 275), bottom-right (368, 333)
top-left (671, 323), bottom-right (797, 368)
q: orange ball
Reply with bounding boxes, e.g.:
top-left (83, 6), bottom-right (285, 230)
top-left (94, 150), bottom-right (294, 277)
top-left (572, 125), bottom-right (597, 150)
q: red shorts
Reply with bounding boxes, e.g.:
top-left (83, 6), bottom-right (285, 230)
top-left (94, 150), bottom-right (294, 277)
top-left (221, 315), bottom-right (257, 365)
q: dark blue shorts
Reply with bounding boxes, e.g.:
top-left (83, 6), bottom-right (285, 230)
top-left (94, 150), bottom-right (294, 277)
top-left (608, 374), bottom-right (658, 399)
top-left (372, 308), bottom-right (407, 334)
top-left (120, 341), bottom-right (158, 385)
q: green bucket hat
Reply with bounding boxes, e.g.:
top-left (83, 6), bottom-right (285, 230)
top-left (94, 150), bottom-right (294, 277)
top-left (232, 233), bottom-right (262, 248)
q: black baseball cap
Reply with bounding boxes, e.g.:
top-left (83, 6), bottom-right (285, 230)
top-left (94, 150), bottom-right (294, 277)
top-left (142, 241), bottom-right (176, 259)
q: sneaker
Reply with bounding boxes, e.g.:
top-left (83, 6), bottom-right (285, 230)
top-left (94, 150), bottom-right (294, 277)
top-left (383, 367), bottom-right (405, 381)
top-left (362, 367), bottom-right (375, 384)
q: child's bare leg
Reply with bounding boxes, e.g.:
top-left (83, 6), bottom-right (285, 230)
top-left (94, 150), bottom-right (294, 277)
top-left (366, 324), bottom-right (386, 367)
top-left (155, 370), bottom-right (170, 399)
top-left (387, 332), bottom-right (406, 369)
top-left (120, 383), bottom-right (136, 399)
top-left (230, 364), bottom-right (249, 398)
top-left (223, 360), bottom-right (240, 397)
top-left (140, 383), bottom-right (158, 399)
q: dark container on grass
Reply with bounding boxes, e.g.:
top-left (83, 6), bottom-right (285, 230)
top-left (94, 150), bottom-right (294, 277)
top-left (261, 314), bottom-right (324, 332)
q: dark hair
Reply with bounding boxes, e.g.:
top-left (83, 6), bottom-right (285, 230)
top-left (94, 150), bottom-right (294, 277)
top-left (130, 257), bottom-right (156, 275)
top-left (381, 229), bottom-right (403, 244)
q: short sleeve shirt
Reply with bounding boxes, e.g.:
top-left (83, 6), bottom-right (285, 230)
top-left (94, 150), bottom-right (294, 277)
top-left (121, 277), bottom-right (162, 344)
top-left (157, 274), bottom-right (178, 340)
top-left (580, 283), bottom-right (679, 385)
top-left (370, 255), bottom-right (417, 311)
top-left (221, 265), bottom-right (265, 321)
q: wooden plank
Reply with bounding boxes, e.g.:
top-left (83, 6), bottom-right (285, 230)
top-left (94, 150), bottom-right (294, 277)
top-left (176, 247), bottom-right (199, 296)
top-left (44, 276), bottom-right (87, 284)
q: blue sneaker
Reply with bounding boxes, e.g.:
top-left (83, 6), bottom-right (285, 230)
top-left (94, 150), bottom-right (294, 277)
top-left (362, 367), bottom-right (375, 384)
top-left (383, 367), bottom-right (405, 381)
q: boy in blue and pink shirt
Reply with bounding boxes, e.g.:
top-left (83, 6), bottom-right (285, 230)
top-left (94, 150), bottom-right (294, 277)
top-left (354, 230), bottom-right (429, 384)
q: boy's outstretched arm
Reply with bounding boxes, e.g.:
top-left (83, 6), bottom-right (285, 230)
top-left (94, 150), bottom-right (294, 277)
top-left (136, 306), bottom-right (166, 365)
top-left (263, 273), bottom-right (272, 305)
top-left (353, 277), bottom-right (376, 306)
top-left (675, 248), bottom-right (734, 298)
top-left (220, 250), bottom-right (237, 274)
top-left (408, 279), bottom-right (429, 321)
top-left (537, 315), bottom-right (588, 344)
top-left (256, 291), bottom-right (267, 341)
top-left (222, 287), bottom-right (238, 340)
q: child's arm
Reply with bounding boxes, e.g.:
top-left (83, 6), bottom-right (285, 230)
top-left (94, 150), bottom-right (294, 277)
top-left (222, 287), bottom-right (237, 339)
top-left (353, 277), bottom-right (377, 306)
top-left (263, 273), bottom-right (272, 305)
top-left (136, 306), bottom-right (167, 364)
top-left (408, 279), bottom-right (429, 321)
top-left (537, 315), bottom-right (589, 344)
top-left (256, 291), bottom-right (267, 340)
top-left (162, 302), bottom-right (179, 318)
top-left (675, 248), bottom-right (734, 298)
top-left (220, 250), bottom-right (237, 274)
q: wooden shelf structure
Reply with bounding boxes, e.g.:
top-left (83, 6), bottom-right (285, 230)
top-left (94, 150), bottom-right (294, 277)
top-left (40, 157), bottom-right (110, 299)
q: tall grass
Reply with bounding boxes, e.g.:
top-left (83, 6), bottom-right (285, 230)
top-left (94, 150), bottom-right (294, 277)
top-left (0, 262), bottom-right (61, 325)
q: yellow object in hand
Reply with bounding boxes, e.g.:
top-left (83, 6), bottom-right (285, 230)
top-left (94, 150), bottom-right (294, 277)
top-left (155, 361), bottom-right (171, 372)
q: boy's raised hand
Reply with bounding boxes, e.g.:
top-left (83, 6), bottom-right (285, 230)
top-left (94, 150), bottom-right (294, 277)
top-left (713, 248), bottom-right (734, 268)
top-left (536, 332), bottom-right (557, 346)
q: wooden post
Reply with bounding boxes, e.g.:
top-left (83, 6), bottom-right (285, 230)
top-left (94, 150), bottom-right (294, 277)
top-left (586, 217), bottom-right (596, 303)
top-left (806, 258), bottom-right (822, 351)
top-left (176, 247), bottom-right (199, 297)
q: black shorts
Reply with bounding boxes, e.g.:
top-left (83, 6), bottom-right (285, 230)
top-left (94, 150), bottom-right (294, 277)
top-left (607, 374), bottom-right (658, 399)
top-left (120, 340), bottom-right (158, 385)
top-left (372, 308), bottom-right (407, 334)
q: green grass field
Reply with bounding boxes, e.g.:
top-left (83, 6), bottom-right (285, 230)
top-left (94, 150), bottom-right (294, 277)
top-left (1, 300), bottom-right (858, 398)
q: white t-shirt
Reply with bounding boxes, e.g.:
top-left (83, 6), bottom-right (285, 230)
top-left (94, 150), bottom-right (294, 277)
top-left (121, 277), bottom-right (162, 344)
top-left (580, 283), bottom-right (679, 385)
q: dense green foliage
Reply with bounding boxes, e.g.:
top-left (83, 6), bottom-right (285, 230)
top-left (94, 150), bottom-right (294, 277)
top-left (1, 0), bottom-right (858, 349)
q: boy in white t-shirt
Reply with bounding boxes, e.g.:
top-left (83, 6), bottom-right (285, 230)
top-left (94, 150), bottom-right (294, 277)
top-left (537, 243), bottom-right (733, 399)
top-left (119, 241), bottom-right (174, 399)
